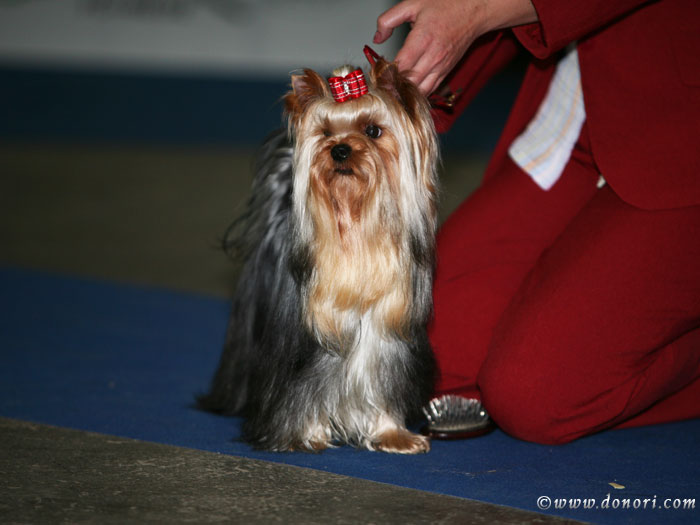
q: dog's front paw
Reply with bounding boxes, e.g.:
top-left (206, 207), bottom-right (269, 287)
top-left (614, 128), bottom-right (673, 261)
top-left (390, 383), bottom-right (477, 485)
top-left (287, 439), bottom-right (331, 453)
top-left (287, 422), bottom-right (335, 452)
top-left (375, 428), bottom-right (430, 454)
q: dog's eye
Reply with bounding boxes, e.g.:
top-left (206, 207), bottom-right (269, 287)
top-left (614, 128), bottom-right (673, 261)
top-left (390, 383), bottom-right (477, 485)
top-left (365, 124), bottom-right (382, 139)
top-left (323, 129), bottom-right (332, 137)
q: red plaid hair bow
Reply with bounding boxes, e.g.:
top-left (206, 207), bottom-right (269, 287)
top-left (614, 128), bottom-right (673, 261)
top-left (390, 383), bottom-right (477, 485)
top-left (328, 69), bottom-right (369, 103)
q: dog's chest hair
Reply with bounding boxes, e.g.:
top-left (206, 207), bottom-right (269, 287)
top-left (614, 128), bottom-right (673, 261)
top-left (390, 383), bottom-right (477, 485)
top-left (345, 313), bottom-right (387, 378)
top-left (326, 313), bottom-right (402, 424)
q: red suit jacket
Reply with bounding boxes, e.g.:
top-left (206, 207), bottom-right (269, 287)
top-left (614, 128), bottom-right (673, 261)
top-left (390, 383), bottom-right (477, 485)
top-left (432, 0), bottom-right (700, 210)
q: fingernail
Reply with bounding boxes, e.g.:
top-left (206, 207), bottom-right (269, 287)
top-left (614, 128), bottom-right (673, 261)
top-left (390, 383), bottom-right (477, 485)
top-left (373, 31), bottom-right (381, 43)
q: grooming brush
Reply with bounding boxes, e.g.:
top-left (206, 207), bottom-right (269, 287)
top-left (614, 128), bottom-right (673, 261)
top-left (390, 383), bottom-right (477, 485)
top-left (421, 395), bottom-right (496, 439)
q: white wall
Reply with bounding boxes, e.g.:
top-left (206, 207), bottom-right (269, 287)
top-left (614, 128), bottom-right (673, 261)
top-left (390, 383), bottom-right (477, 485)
top-left (0, 0), bottom-right (398, 77)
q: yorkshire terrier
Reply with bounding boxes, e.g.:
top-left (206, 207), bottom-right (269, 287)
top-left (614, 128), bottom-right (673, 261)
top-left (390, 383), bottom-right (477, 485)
top-left (198, 49), bottom-right (439, 453)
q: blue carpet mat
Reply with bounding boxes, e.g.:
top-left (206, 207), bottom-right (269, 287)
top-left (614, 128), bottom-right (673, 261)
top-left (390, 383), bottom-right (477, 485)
top-left (1, 267), bottom-right (697, 524)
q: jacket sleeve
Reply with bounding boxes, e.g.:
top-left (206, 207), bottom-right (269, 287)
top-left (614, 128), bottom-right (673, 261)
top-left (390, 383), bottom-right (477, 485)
top-left (432, 0), bottom-right (658, 132)
top-left (431, 31), bottom-right (520, 133)
top-left (513, 0), bottom-right (658, 58)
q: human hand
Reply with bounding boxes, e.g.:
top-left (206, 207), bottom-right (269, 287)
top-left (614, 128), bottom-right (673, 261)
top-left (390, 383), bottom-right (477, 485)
top-left (374, 0), bottom-right (537, 95)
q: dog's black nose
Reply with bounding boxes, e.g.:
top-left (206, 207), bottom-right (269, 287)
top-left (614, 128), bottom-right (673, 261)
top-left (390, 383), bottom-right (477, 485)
top-left (331, 143), bottom-right (352, 162)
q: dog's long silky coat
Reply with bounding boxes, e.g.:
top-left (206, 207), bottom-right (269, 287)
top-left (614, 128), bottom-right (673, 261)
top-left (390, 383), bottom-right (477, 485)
top-left (198, 58), bottom-right (439, 453)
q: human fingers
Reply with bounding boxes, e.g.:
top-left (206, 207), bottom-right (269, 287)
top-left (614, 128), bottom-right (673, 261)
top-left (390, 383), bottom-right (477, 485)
top-left (374, 1), bottom-right (417, 44)
top-left (411, 33), bottom-right (468, 94)
top-left (385, 0), bottom-right (476, 92)
top-left (393, 24), bottom-right (433, 81)
top-left (398, 20), bottom-right (462, 94)
top-left (417, 69), bottom-right (444, 96)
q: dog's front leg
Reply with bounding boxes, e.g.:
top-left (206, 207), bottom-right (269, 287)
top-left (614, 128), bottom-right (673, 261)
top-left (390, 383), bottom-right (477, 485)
top-left (372, 413), bottom-right (430, 454)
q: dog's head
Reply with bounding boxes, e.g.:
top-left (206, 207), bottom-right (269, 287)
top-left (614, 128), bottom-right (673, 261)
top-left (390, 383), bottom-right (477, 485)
top-left (284, 58), bottom-right (439, 345)
top-left (284, 58), bottom-right (438, 240)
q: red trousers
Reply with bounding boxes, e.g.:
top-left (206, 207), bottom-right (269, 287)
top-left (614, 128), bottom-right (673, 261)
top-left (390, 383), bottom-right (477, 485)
top-left (430, 127), bottom-right (700, 445)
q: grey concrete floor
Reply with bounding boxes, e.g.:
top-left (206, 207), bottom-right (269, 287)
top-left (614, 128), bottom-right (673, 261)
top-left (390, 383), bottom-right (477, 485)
top-left (0, 418), bottom-right (583, 524)
top-left (0, 143), bottom-right (581, 524)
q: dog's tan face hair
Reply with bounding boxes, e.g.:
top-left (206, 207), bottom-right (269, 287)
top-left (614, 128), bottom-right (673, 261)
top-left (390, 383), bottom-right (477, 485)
top-left (284, 59), bottom-right (438, 349)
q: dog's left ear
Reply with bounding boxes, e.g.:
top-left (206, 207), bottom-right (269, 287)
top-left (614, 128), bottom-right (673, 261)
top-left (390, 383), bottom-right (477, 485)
top-left (284, 69), bottom-right (329, 124)
top-left (370, 58), bottom-right (423, 119)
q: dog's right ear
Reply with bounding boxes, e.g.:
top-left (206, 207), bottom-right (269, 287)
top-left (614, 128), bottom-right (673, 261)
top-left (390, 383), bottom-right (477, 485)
top-left (284, 69), bottom-right (329, 124)
top-left (371, 58), bottom-right (423, 120)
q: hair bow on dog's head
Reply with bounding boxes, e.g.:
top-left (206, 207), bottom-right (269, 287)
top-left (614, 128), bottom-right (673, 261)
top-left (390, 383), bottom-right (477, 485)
top-left (328, 69), bottom-right (369, 103)
top-left (326, 47), bottom-right (385, 103)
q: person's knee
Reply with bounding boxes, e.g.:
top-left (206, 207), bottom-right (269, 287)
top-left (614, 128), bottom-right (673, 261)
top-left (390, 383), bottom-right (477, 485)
top-left (478, 346), bottom-right (582, 445)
